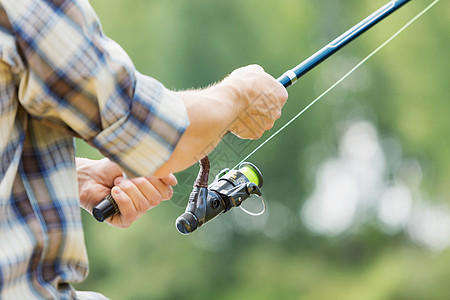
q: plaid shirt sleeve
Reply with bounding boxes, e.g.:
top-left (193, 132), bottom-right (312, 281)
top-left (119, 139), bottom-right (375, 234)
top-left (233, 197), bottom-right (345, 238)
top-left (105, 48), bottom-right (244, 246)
top-left (0, 0), bottom-right (189, 299)
top-left (4, 0), bottom-right (190, 177)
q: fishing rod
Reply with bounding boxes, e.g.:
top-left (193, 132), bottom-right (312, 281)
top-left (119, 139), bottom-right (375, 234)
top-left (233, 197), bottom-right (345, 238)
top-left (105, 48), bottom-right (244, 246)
top-left (92, 0), bottom-right (411, 229)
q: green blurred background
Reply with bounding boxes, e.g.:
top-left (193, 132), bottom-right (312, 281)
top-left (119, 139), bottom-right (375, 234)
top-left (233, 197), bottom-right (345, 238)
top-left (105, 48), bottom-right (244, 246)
top-left (75, 0), bottom-right (450, 299)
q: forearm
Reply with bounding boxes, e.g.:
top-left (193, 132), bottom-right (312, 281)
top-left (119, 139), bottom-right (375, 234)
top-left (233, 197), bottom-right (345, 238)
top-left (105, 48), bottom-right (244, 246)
top-left (153, 65), bottom-right (288, 177)
top-left (153, 83), bottom-right (242, 177)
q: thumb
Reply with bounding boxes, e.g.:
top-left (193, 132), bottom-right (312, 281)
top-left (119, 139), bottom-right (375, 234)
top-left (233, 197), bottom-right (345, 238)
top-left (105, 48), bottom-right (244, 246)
top-left (99, 158), bottom-right (124, 186)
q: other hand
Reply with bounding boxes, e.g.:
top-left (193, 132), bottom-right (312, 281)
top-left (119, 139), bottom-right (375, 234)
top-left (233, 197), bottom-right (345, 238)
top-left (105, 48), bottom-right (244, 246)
top-left (77, 158), bottom-right (177, 228)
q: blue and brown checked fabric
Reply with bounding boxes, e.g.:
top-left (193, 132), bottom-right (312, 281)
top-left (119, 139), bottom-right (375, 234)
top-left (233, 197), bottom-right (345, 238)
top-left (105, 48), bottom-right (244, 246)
top-left (0, 0), bottom-right (189, 299)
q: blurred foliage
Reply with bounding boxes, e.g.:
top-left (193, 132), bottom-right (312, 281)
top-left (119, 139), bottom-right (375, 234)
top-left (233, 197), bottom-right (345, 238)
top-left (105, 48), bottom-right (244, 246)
top-left (75, 0), bottom-right (450, 299)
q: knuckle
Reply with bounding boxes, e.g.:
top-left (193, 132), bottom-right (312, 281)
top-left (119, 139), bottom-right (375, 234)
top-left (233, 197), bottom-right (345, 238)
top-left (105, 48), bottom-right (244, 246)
top-left (270, 108), bottom-right (281, 120)
top-left (141, 199), bottom-right (151, 211)
top-left (126, 210), bottom-right (138, 222)
top-left (152, 194), bottom-right (163, 206)
top-left (119, 180), bottom-right (133, 191)
top-left (279, 90), bottom-right (288, 103)
top-left (132, 177), bottom-right (147, 186)
top-left (248, 64), bottom-right (264, 72)
top-left (264, 122), bottom-right (274, 130)
top-left (253, 130), bottom-right (264, 139)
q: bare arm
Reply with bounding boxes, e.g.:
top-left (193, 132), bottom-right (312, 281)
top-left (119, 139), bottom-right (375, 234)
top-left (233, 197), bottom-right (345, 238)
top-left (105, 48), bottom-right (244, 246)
top-left (153, 65), bottom-right (288, 177)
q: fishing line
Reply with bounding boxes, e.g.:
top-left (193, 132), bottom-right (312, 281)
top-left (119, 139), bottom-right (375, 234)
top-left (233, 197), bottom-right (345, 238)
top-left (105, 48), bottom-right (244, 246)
top-left (233, 0), bottom-right (440, 170)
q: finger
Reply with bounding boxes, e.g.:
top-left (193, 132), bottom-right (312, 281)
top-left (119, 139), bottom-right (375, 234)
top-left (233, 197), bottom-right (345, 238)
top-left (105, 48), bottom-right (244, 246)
top-left (129, 177), bottom-right (163, 207)
top-left (107, 186), bottom-right (138, 228)
top-left (159, 174), bottom-right (178, 186)
top-left (100, 158), bottom-right (125, 187)
top-left (259, 74), bottom-right (288, 104)
top-left (114, 176), bottom-right (124, 186)
top-left (275, 87), bottom-right (289, 106)
top-left (148, 177), bottom-right (173, 201)
top-left (118, 179), bottom-right (154, 213)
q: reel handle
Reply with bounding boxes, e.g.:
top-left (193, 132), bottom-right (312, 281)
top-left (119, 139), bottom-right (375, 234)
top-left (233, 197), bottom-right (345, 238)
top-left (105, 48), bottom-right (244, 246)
top-left (92, 194), bottom-right (119, 222)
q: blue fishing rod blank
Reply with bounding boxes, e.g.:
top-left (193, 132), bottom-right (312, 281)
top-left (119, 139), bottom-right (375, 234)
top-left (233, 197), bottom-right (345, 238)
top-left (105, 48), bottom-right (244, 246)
top-left (278, 0), bottom-right (411, 87)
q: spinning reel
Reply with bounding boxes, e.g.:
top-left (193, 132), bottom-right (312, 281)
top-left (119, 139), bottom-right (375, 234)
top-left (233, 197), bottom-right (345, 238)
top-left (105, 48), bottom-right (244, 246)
top-left (175, 156), bottom-right (263, 235)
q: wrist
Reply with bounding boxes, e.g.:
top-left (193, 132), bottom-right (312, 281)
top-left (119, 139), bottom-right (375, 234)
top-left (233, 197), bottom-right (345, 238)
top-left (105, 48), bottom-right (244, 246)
top-left (176, 84), bottom-right (239, 131)
top-left (214, 78), bottom-right (246, 115)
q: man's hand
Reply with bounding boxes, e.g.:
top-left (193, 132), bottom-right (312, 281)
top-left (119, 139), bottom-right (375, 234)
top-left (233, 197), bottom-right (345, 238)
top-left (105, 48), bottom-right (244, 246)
top-left (77, 158), bottom-right (176, 228)
top-left (221, 65), bottom-right (288, 139)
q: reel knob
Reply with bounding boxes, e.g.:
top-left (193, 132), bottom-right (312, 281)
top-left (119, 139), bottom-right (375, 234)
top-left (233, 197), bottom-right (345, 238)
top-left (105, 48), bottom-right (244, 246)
top-left (175, 212), bottom-right (199, 235)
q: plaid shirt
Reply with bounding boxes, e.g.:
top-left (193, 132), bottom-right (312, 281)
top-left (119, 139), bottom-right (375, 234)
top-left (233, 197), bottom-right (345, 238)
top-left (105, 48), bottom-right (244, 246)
top-left (0, 0), bottom-right (189, 299)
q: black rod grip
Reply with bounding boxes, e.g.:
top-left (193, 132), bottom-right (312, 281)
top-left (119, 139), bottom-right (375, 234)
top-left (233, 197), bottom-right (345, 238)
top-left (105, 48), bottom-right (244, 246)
top-left (93, 194), bottom-right (119, 222)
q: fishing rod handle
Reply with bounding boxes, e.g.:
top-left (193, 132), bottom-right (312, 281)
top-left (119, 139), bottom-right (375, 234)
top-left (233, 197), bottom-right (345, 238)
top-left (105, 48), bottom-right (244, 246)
top-left (92, 194), bottom-right (119, 222)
